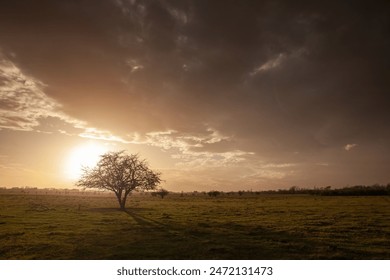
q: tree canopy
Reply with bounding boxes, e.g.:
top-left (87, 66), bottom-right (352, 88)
top-left (76, 151), bottom-right (161, 209)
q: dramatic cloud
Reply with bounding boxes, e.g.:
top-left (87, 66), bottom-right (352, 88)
top-left (0, 1), bottom-right (389, 189)
top-left (0, 54), bottom-right (76, 131)
top-left (129, 128), bottom-right (254, 169)
top-left (344, 144), bottom-right (358, 151)
top-left (0, 53), bottom-right (129, 144)
top-left (250, 53), bottom-right (286, 76)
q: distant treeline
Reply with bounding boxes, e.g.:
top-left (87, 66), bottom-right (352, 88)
top-left (262, 184), bottom-right (390, 196)
top-left (2, 184), bottom-right (390, 197)
top-left (203, 184), bottom-right (390, 197)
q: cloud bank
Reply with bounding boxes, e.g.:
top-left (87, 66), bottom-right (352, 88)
top-left (1, 1), bottom-right (389, 189)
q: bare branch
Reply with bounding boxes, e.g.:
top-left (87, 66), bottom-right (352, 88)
top-left (76, 151), bottom-right (161, 209)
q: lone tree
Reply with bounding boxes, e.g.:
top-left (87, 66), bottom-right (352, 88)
top-left (76, 151), bottom-right (161, 210)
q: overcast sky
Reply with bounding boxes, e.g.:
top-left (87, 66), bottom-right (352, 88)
top-left (1, 0), bottom-right (389, 190)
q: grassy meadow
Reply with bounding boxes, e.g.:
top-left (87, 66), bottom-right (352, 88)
top-left (1, 190), bottom-right (389, 259)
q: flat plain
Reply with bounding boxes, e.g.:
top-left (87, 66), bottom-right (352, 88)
top-left (1, 190), bottom-right (389, 259)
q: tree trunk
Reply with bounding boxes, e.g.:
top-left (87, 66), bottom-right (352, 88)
top-left (115, 190), bottom-right (130, 210)
top-left (120, 196), bottom-right (127, 210)
top-left (115, 192), bottom-right (126, 210)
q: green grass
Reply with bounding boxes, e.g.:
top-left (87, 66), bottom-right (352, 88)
top-left (1, 192), bottom-right (389, 259)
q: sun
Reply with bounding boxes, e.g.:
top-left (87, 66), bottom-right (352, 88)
top-left (64, 141), bottom-right (108, 180)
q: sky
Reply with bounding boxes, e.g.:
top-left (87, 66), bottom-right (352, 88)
top-left (0, 0), bottom-right (389, 191)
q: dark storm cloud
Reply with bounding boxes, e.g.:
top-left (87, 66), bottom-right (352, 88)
top-left (1, 0), bottom-right (390, 186)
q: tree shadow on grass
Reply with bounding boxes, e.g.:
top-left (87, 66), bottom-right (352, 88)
top-left (124, 209), bottom-right (167, 229)
top-left (61, 204), bottom-right (388, 260)
top-left (110, 208), bottom-right (377, 260)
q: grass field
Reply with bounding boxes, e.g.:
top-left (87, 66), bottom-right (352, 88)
top-left (1, 191), bottom-right (389, 259)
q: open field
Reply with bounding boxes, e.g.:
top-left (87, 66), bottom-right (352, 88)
top-left (1, 191), bottom-right (390, 259)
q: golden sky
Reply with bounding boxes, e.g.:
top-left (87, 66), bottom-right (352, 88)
top-left (1, 1), bottom-right (389, 191)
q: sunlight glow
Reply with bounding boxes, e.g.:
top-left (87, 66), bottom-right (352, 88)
top-left (64, 142), bottom-right (108, 180)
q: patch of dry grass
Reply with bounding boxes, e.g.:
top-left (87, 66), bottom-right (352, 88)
top-left (0, 192), bottom-right (389, 259)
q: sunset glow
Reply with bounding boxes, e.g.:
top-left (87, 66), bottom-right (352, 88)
top-left (0, 1), bottom-right (389, 191)
top-left (64, 142), bottom-right (108, 180)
